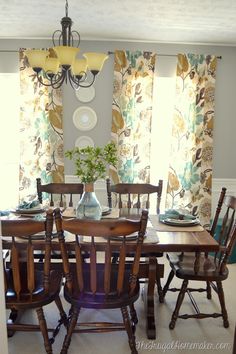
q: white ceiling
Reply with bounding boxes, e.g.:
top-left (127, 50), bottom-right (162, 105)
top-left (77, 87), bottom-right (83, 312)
top-left (1, 0), bottom-right (236, 45)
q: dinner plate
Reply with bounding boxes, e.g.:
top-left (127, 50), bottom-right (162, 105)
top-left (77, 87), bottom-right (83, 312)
top-left (12, 208), bottom-right (45, 215)
top-left (110, 234), bottom-right (138, 241)
top-left (73, 106), bottom-right (97, 131)
top-left (162, 218), bottom-right (200, 227)
top-left (101, 206), bottom-right (111, 216)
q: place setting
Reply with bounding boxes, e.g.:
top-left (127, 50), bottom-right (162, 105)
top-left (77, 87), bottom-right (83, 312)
top-left (149, 209), bottom-right (204, 232)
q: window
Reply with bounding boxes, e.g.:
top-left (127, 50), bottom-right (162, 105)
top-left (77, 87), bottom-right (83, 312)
top-left (150, 76), bottom-right (176, 212)
top-left (0, 73), bottom-right (20, 209)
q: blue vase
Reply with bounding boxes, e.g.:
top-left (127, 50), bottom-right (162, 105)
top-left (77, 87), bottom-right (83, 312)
top-left (76, 183), bottom-right (102, 220)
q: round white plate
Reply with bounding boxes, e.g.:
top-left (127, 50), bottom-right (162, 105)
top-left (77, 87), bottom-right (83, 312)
top-left (75, 136), bottom-right (94, 148)
top-left (75, 86), bottom-right (95, 103)
top-left (73, 106), bottom-right (97, 131)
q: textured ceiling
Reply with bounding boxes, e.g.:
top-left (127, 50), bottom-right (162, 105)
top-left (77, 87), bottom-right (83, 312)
top-left (1, 0), bottom-right (236, 45)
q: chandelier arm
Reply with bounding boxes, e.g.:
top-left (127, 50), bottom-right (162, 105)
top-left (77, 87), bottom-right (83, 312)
top-left (68, 71), bottom-right (85, 89)
top-left (68, 71), bottom-right (96, 88)
top-left (50, 69), bottom-right (68, 87)
top-left (76, 75), bottom-right (96, 88)
top-left (36, 73), bottom-right (57, 87)
top-left (52, 30), bottom-right (63, 46)
top-left (70, 30), bottom-right (81, 47)
top-left (50, 72), bottom-right (67, 89)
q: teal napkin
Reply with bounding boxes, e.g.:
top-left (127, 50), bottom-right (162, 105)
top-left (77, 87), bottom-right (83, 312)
top-left (17, 200), bottom-right (40, 209)
top-left (0, 210), bottom-right (10, 216)
top-left (159, 209), bottom-right (196, 222)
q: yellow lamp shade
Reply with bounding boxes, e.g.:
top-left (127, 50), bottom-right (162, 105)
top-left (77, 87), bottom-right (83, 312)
top-left (53, 46), bottom-right (80, 66)
top-left (71, 58), bottom-right (87, 76)
top-left (25, 50), bottom-right (49, 69)
top-left (83, 52), bottom-right (108, 72)
top-left (43, 57), bottom-right (60, 74)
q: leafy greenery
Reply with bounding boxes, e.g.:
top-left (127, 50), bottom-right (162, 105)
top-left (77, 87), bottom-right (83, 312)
top-left (65, 142), bottom-right (117, 184)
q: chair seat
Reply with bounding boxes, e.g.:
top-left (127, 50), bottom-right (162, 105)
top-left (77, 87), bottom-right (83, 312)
top-left (167, 253), bottom-right (228, 281)
top-left (6, 269), bottom-right (63, 309)
top-left (64, 263), bottom-right (140, 309)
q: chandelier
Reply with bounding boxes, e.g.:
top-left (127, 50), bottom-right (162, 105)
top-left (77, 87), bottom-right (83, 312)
top-left (26, 0), bottom-right (108, 90)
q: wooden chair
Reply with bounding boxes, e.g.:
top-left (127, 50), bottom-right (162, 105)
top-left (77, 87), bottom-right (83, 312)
top-left (233, 324), bottom-right (236, 354)
top-left (106, 178), bottom-right (164, 302)
top-left (36, 177), bottom-right (84, 207)
top-left (54, 208), bottom-right (148, 354)
top-left (106, 178), bottom-right (163, 214)
top-left (162, 194), bottom-right (236, 329)
top-left (209, 187), bottom-right (227, 237)
top-left (1, 210), bottom-right (67, 354)
top-left (163, 187), bottom-right (227, 301)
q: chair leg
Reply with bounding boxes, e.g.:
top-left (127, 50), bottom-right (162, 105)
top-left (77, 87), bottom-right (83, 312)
top-left (36, 307), bottom-right (53, 354)
top-left (162, 269), bottom-right (174, 298)
top-left (206, 281), bottom-right (212, 299)
top-left (60, 306), bottom-right (80, 354)
top-left (55, 295), bottom-right (68, 327)
top-left (121, 306), bottom-right (138, 354)
top-left (216, 281), bottom-right (229, 328)
top-left (129, 303), bottom-right (138, 333)
top-left (169, 279), bottom-right (188, 330)
top-left (156, 276), bottom-right (164, 303)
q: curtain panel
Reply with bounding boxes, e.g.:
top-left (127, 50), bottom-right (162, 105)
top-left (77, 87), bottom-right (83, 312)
top-left (110, 50), bottom-right (156, 184)
top-left (166, 53), bottom-right (217, 227)
top-left (19, 49), bottom-right (64, 203)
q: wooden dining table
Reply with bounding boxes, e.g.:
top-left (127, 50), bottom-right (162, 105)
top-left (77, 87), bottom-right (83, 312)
top-left (1, 208), bottom-right (220, 340)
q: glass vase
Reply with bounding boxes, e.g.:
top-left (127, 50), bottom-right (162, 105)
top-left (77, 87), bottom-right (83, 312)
top-left (76, 183), bottom-right (102, 220)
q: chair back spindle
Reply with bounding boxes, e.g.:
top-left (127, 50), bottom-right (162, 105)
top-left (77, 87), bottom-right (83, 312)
top-left (55, 208), bottom-right (148, 299)
top-left (36, 177), bottom-right (84, 208)
top-left (106, 178), bottom-right (163, 214)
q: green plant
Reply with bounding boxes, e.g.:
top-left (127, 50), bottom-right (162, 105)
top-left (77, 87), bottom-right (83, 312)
top-left (65, 142), bottom-right (117, 184)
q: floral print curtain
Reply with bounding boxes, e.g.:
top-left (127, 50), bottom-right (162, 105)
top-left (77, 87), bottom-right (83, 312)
top-left (166, 53), bottom-right (217, 227)
top-left (19, 49), bottom-right (64, 203)
top-left (110, 50), bottom-right (156, 184)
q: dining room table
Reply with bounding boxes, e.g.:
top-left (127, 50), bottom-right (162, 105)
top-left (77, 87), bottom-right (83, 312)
top-left (0, 207), bottom-right (220, 340)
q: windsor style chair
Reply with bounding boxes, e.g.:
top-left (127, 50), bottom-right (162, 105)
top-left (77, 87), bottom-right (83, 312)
top-left (54, 208), bottom-right (148, 354)
top-left (163, 194), bottom-right (236, 329)
top-left (1, 209), bottom-right (67, 354)
top-left (36, 177), bottom-right (84, 208)
top-left (106, 178), bottom-right (164, 302)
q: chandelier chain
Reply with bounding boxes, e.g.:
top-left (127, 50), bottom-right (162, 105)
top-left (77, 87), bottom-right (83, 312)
top-left (65, 0), bottom-right (68, 17)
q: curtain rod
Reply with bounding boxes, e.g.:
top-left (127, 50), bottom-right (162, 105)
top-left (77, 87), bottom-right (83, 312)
top-left (0, 49), bottom-right (222, 59)
top-left (108, 51), bottom-right (222, 59)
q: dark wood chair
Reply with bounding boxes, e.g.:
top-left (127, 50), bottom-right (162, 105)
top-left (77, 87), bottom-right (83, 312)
top-left (36, 177), bottom-right (84, 207)
top-left (54, 208), bottom-right (148, 354)
top-left (209, 187), bottom-right (227, 237)
top-left (106, 178), bottom-right (163, 214)
top-left (163, 187), bottom-right (227, 301)
top-left (162, 194), bottom-right (236, 329)
top-left (1, 210), bottom-right (67, 354)
top-left (106, 178), bottom-right (164, 302)
top-left (233, 324), bottom-right (236, 354)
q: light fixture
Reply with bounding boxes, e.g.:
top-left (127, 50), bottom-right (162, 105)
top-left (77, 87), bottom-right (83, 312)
top-left (26, 0), bottom-right (108, 90)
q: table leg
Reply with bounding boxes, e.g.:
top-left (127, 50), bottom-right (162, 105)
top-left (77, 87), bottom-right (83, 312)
top-left (7, 309), bottom-right (18, 337)
top-left (142, 256), bottom-right (157, 339)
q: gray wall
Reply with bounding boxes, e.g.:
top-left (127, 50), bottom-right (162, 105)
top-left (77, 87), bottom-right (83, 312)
top-left (1, 39), bottom-right (236, 178)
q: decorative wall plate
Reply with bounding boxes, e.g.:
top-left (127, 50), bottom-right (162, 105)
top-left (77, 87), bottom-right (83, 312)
top-left (75, 136), bottom-right (94, 149)
top-left (75, 86), bottom-right (95, 103)
top-left (73, 106), bottom-right (97, 131)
